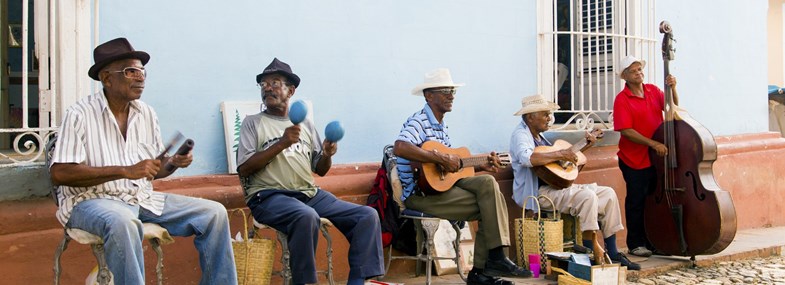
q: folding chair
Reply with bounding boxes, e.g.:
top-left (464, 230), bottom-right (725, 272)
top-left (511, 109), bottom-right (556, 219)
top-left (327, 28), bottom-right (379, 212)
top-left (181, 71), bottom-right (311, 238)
top-left (381, 145), bottom-right (467, 285)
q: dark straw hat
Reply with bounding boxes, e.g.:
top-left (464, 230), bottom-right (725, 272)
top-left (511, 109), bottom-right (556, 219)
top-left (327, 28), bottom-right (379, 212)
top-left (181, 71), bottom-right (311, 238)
top-left (256, 58), bottom-right (300, 87)
top-left (88, 37), bottom-right (150, 81)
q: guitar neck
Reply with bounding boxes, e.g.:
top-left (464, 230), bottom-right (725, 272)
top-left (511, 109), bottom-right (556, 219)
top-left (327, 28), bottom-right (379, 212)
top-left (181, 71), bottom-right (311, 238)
top-left (570, 140), bottom-right (587, 153)
top-left (460, 155), bottom-right (488, 168)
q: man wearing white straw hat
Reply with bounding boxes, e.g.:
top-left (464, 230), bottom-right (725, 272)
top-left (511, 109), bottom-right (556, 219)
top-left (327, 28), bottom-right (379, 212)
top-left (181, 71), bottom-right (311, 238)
top-left (394, 68), bottom-right (531, 285)
top-left (613, 55), bottom-right (677, 258)
top-left (509, 94), bottom-right (640, 270)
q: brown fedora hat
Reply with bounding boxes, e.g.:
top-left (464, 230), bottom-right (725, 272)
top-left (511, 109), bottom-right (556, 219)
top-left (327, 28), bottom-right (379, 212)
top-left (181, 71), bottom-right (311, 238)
top-left (256, 58), bottom-right (300, 87)
top-left (88, 37), bottom-right (150, 81)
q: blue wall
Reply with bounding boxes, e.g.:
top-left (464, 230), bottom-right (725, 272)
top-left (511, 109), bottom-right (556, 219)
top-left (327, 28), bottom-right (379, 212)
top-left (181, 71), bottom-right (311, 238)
top-left (97, 0), bottom-right (767, 175)
top-left (656, 0), bottom-right (768, 137)
top-left (99, 0), bottom-right (537, 175)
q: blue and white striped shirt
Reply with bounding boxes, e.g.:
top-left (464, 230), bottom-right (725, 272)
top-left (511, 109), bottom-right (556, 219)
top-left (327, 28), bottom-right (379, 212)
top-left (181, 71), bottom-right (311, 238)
top-left (395, 104), bottom-right (451, 201)
top-left (51, 91), bottom-right (166, 226)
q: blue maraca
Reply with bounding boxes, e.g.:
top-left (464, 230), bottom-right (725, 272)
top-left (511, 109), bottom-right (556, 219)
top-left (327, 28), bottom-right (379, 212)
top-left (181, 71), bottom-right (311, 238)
top-left (325, 121), bottom-right (345, 142)
top-left (289, 100), bottom-right (308, 124)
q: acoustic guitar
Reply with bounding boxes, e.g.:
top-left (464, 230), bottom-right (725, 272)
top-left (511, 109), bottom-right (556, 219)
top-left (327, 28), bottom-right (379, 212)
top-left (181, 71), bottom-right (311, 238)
top-left (413, 140), bottom-right (511, 192)
top-left (532, 129), bottom-right (603, 189)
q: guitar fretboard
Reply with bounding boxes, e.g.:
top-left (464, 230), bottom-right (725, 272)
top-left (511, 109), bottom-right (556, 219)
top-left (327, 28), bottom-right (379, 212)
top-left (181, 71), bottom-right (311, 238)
top-left (570, 140), bottom-right (588, 153)
top-left (460, 155), bottom-right (489, 168)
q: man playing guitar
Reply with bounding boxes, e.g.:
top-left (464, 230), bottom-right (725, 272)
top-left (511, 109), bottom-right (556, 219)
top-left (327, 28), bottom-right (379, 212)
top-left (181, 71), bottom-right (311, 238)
top-left (394, 68), bottom-right (531, 285)
top-left (509, 94), bottom-right (640, 270)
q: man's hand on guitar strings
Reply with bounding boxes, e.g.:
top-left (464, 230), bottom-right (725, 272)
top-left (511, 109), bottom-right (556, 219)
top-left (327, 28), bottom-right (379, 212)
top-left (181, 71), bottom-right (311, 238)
top-left (434, 150), bottom-right (461, 173)
top-left (559, 149), bottom-right (579, 164)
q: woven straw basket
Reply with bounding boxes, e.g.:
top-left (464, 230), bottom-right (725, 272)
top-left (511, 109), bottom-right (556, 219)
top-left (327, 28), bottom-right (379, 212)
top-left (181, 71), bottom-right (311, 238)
top-left (232, 209), bottom-right (275, 285)
top-left (515, 195), bottom-right (563, 272)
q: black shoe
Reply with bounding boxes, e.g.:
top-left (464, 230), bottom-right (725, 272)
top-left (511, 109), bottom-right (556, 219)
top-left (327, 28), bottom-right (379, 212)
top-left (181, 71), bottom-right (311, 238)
top-left (611, 253), bottom-right (641, 270)
top-left (467, 270), bottom-right (514, 285)
top-left (483, 257), bottom-right (533, 278)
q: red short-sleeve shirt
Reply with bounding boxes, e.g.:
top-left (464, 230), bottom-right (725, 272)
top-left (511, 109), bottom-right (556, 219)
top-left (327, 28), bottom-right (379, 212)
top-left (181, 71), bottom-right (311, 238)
top-left (613, 84), bottom-right (665, 169)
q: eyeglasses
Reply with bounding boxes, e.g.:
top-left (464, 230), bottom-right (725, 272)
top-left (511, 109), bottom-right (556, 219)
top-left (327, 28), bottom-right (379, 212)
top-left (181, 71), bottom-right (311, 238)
top-left (426, 88), bottom-right (457, 96)
top-left (257, 80), bottom-right (288, 89)
top-left (108, 67), bottom-right (146, 79)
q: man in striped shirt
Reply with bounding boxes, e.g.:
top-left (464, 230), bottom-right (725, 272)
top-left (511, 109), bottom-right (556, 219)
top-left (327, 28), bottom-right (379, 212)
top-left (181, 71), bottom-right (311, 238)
top-left (49, 38), bottom-right (237, 284)
top-left (394, 68), bottom-right (531, 285)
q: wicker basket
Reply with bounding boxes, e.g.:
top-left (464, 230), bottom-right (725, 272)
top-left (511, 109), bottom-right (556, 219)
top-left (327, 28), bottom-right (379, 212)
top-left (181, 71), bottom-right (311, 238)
top-left (232, 209), bottom-right (275, 285)
top-left (515, 195), bottom-right (563, 272)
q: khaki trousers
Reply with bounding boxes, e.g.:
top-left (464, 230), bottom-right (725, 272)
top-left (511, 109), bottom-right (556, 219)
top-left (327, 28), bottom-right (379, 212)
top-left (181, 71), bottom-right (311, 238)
top-left (539, 183), bottom-right (625, 239)
top-left (404, 174), bottom-right (510, 269)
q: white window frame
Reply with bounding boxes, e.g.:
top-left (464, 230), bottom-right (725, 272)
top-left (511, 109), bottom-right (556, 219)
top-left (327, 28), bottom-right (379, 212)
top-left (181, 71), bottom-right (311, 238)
top-left (537, 0), bottom-right (658, 131)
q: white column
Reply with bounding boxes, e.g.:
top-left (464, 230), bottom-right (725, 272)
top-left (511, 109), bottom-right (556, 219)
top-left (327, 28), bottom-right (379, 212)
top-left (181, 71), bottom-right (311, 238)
top-left (53, 0), bottom-right (93, 124)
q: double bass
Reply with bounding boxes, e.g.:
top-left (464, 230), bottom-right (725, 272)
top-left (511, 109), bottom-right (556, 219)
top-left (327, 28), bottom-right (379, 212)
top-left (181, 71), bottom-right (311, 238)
top-left (643, 21), bottom-right (737, 258)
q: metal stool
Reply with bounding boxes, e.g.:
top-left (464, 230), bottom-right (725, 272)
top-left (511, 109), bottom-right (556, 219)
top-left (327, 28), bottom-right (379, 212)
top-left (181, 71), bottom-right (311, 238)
top-left (252, 217), bottom-right (335, 285)
top-left (53, 223), bottom-right (175, 285)
top-left (47, 135), bottom-right (175, 285)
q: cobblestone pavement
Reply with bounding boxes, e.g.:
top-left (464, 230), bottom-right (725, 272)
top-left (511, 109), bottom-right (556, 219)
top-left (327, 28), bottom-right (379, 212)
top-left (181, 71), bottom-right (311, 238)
top-left (628, 255), bottom-right (785, 285)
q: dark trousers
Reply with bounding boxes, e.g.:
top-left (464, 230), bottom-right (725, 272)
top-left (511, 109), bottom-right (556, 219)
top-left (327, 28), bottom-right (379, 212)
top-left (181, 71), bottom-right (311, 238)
top-left (248, 189), bottom-right (384, 284)
top-left (618, 160), bottom-right (657, 250)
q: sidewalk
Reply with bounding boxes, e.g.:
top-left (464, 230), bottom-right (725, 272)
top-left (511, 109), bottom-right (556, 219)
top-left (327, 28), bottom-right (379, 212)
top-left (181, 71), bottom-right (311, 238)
top-left (373, 226), bottom-right (785, 284)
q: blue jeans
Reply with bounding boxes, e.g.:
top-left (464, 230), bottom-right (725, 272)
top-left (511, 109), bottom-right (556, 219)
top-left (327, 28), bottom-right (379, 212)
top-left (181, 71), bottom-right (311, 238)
top-left (67, 193), bottom-right (237, 285)
top-left (248, 189), bottom-right (384, 284)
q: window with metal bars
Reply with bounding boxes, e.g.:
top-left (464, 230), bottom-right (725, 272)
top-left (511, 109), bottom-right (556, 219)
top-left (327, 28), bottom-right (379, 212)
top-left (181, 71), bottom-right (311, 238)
top-left (538, 0), bottom-right (658, 130)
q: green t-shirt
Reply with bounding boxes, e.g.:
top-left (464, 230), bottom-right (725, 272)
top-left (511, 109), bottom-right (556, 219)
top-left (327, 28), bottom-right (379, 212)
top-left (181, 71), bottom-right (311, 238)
top-left (237, 112), bottom-right (323, 201)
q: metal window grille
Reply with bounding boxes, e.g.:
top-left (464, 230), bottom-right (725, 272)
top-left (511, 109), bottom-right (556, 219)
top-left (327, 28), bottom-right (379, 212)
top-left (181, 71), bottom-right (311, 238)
top-left (0, 0), bottom-right (57, 168)
top-left (537, 0), bottom-right (658, 131)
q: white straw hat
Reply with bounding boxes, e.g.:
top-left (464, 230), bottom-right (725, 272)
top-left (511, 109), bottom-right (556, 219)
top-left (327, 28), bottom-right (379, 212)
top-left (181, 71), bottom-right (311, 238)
top-left (513, 94), bottom-right (560, 116)
top-left (411, 68), bottom-right (465, 96)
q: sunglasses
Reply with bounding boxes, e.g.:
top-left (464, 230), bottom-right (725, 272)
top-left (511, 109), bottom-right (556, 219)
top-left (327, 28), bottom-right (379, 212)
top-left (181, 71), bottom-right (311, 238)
top-left (257, 79), bottom-right (288, 89)
top-left (426, 88), bottom-right (457, 96)
top-left (107, 67), bottom-right (146, 80)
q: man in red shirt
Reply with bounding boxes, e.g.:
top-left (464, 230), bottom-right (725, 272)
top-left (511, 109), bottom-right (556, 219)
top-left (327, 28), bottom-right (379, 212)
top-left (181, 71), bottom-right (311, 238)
top-left (613, 55), bottom-right (678, 257)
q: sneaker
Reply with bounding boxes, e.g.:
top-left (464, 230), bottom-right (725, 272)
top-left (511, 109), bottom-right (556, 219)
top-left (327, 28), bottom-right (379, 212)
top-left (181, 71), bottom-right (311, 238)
top-left (611, 253), bottom-right (641, 270)
top-left (629, 246), bottom-right (652, 257)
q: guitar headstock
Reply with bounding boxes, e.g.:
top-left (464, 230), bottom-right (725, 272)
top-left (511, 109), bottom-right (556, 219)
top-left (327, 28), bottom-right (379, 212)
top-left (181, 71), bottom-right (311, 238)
top-left (496, 152), bottom-right (511, 168)
top-left (590, 128), bottom-right (604, 139)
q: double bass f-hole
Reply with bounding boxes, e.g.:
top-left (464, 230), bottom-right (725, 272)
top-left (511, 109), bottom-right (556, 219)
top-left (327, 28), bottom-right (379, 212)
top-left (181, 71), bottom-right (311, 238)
top-left (685, 171), bottom-right (706, 201)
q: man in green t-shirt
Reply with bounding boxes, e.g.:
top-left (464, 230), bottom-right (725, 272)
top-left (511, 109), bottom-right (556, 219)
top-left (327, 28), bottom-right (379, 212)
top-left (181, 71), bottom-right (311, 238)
top-left (236, 58), bottom-right (383, 285)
